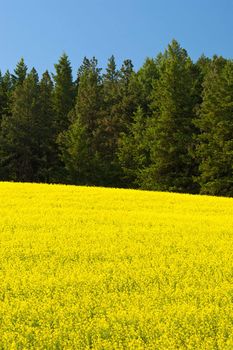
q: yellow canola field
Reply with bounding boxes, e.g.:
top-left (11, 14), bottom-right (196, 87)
top-left (1, 182), bottom-right (233, 349)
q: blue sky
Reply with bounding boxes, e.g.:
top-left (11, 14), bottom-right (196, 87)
top-left (1, 0), bottom-right (232, 76)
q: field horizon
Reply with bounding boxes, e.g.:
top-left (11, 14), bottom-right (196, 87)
top-left (1, 182), bottom-right (233, 349)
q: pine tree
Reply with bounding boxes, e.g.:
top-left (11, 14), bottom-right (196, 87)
top-left (118, 106), bottom-right (150, 187)
top-left (1, 44), bottom-right (232, 192)
top-left (93, 55), bottom-right (123, 185)
top-left (0, 71), bottom-right (12, 120)
top-left (120, 59), bottom-right (134, 87)
top-left (0, 68), bottom-right (41, 181)
top-left (195, 57), bottom-right (233, 196)
top-left (146, 40), bottom-right (198, 193)
top-left (118, 59), bottom-right (137, 129)
top-left (97, 57), bottom-right (142, 186)
top-left (58, 114), bottom-right (89, 184)
top-left (75, 57), bottom-right (102, 133)
top-left (11, 58), bottom-right (27, 87)
top-left (136, 57), bottom-right (159, 112)
top-left (37, 70), bottom-right (58, 182)
top-left (58, 57), bottom-right (103, 185)
top-left (53, 53), bottom-right (75, 134)
top-left (117, 58), bottom-right (160, 188)
top-left (0, 71), bottom-right (3, 116)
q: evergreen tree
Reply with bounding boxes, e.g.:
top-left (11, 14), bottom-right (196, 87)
top-left (0, 71), bottom-right (14, 179)
top-left (11, 58), bottom-right (27, 87)
top-left (120, 59), bottom-right (134, 86)
top-left (93, 55), bottom-right (123, 185)
top-left (76, 57), bottom-right (102, 133)
top-left (195, 57), bottom-right (233, 196)
top-left (58, 114), bottom-right (89, 184)
top-left (0, 68), bottom-right (41, 181)
top-left (97, 57), bottom-right (142, 186)
top-left (0, 45), bottom-right (232, 194)
top-left (0, 71), bottom-right (3, 115)
top-left (37, 70), bottom-right (58, 182)
top-left (118, 106), bottom-right (150, 187)
top-left (191, 55), bottom-right (212, 116)
top-left (53, 53), bottom-right (75, 134)
top-left (146, 40), bottom-right (198, 193)
top-left (0, 71), bottom-right (13, 120)
top-left (51, 53), bottom-right (76, 181)
top-left (58, 57), bottom-right (103, 185)
top-left (118, 59), bottom-right (138, 129)
top-left (117, 58), bottom-right (160, 188)
top-left (136, 57), bottom-right (159, 112)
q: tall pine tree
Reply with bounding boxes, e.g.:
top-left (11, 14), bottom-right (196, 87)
top-left (118, 106), bottom-right (150, 187)
top-left (117, 57), bottom-right (160, 188)
top-left (0, 71), bottom-right (13, 120)
top-left (94, 55), bottom-right (123, 185)
top-left (11, 58), bottom-right (27, 87)
top-left (195, 57), bottom-right (233, 196)
top-left (0, 68), bottom-right (41, 181)
top-left (37, 70), bottom-right (58, 182)
top-left (58, 57), bottom-right (103, 185)
top-left (53, 53), bottom-right (75, 134)
top-left (146, 40), bottom-right (198, 193)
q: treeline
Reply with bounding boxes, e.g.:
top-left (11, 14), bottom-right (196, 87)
top-left (0, 40), bottom-right (233, 196)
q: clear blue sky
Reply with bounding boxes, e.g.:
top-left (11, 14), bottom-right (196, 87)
top-left (1, 0), bottom-right (232, 76)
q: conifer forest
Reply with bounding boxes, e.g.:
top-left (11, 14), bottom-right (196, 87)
top-left (1, 40), bottom-right (233, 196)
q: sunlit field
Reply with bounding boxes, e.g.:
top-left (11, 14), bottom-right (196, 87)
top-left (1, 182), bottom-right (233, 349)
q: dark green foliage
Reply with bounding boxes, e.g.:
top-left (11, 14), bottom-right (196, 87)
top-left (51, 53), bottom-right (76, 181)
top-left (38, 71), bottom-right (58, 182)
top-left (94, 55), bottom-right (123, 186)
top-left (53, 53), bottom-right (75, 133)
top-left (118, 107), bottom-right (150, 187)
top-left (136, 58), bottom-right (159, 112)
top-left (144, 40), bottom-right (199, 193)
top-left (0, 42), bottom-right (233, 196)
top-left (96, 56), bottom-right (142, 187)
top-left (75, 57), bottom-right (102, 133)
top-left (0, 71), bottom-right (13, 121)
top-left (195, 57), bottom-right (233, 196)
top-left (0, 68), bottom-right (41, 181)
top-left (11, 58), bottom-right (27, 87)
top-left (58, 57), bottom-right (103, 185)
top-left (118, 59), bottom-right (138, 129)
top-left (117, 58), bottom-right (160, 187)
top-left (58, 113), bottom-right (90, 184)
top-left (0, 68), bottom-right (57, 182)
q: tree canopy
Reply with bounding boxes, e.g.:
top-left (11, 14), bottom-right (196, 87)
top-left (1, 41), bottom-right (233, 197)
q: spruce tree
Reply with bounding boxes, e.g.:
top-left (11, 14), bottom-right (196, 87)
top-left (11, 58), bottom-right (27, 87)
top-left (0, 71), bottom-right (13, 120)
top-left (93, 55), bottom-right (123, 185)
top-left (195, 57), bottom-right (233, 196)
top-left (0, 68), bottom-right (41, 181)
top-left (38, 71), bottom-right (58, 182)
top-left (136, 57), bottom-right (159, 112)
top-left (97, 57), bottom-right (142, 186)
top-left (75, 57), bottom-right (102, 133)
top-left (117, 58), bottom-right (160, 188)
top-left (146, 40), bottom-right (198, 193)
top-left (118, 59), bottom-right (137, 129)
top-left (58, 57), bottom-right (103, 185)
top-left (58, 114), bottom-right (89, 184)
top-left (53, 53), bottom-right (75, 134)
top-left (0, 71), bottom-right (3, 117)
top-left (118, 106), bottom-right (150, 187)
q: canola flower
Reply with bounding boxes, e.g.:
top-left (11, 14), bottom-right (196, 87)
top-left (1, 182), bottom-right (233, 349)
